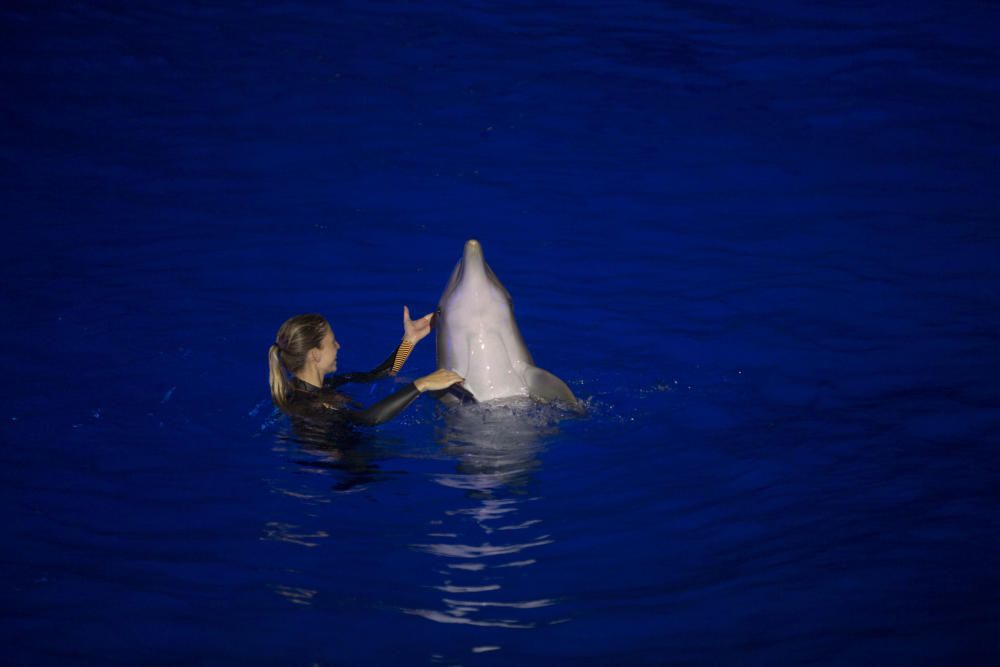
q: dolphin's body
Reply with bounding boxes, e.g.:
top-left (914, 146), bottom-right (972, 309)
top-left (434, 239), bottom-right (579, 409)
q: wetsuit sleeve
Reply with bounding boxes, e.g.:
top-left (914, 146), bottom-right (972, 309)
top-left (337, 382), bottom-right (422, 426)
top-left (326, 339), bottom-right (415, 388)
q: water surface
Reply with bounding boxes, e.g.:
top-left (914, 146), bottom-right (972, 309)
top-left (3, 1), bottom-right (999, 664)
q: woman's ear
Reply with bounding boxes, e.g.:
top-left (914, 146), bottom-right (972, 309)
top-left (310, 348), bottom-right (320, 364)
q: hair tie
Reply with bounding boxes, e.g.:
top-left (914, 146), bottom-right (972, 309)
top-left (271, 342), bottom-right (290, 374)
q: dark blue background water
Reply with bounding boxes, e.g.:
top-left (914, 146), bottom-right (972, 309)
top-left (3, 1), bottom-right (999, 664)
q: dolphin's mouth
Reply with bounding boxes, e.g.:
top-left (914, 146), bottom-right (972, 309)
top-left (463, 239), bottom-right (483, 265)
top-left (458, 239), bottom-right (488, 285)
top-left (439, 238), bottom-right (512, 308)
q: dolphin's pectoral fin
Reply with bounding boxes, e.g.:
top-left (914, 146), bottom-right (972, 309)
top-left (524, 366), bottom-right (583, 412)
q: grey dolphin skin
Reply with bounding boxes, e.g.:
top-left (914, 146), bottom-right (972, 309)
top-left (433, 239), bottom-right (580, 410)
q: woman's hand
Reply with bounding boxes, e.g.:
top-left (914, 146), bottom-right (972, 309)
top-left (414, 369), bottom-right (464, 392)
top-left (403, 305), bottom-right (435, 344)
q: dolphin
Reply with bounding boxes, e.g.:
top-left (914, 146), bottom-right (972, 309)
top-left (433, 239), bottom-right (580, 410)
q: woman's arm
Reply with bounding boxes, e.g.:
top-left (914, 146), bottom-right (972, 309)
top-left (337, 382), bottom-right (422, 426)
top-left (301, 369), bottom-right (461, 427)
top-left (335, 368), bottom-right (463, 426)
top-left (326, 306), bottom-right (434, 388)
top-left (325, 338), bottom-right (413, 388)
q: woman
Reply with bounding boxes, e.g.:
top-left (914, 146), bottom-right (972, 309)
top-left (268, 306), bottom-right (464, 426)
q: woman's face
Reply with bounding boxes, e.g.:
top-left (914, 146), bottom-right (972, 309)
top-left (315, 328), bottom-right (341, 374)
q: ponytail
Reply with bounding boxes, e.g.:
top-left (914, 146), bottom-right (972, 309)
top-left (268, 343), bottom-right (291, 409)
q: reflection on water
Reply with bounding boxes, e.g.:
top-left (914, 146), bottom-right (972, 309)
top-left (403, 398), bottom-right (576, 632)
top-left (270, 413), bottom-right (405, 493)
top-left (433, 397), bottom-right (564, 490)
top-left (261, 522), bottom-right (329, 548)
top-left (271, 584), bottom-right (319, 607)
top-left (261, 419), bottom-right (398, 610)
top-left (260, 396), bottom-right (579, 632)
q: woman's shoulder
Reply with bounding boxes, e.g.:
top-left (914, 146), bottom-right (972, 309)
top-left (285, 379), bottom-right (360, 417)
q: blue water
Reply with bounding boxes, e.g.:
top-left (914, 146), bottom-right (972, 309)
top-left (3, 1), bottom-right (999, 664)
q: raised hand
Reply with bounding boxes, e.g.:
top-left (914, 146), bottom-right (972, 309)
top-left (403, 305), bottom-right (435, 344)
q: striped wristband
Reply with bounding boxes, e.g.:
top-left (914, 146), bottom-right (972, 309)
top-left (390, 338), bottom-right (415, 376)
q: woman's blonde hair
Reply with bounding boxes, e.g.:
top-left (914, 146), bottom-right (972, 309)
top-left (268, 313), bottom-right (330, 409)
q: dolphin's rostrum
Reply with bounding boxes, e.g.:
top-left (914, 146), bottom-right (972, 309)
top-left (434, 239), bottom-right (580, 409)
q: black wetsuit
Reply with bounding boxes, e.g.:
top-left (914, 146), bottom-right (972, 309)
top-left (284, 341), bottom-right (421, 427)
